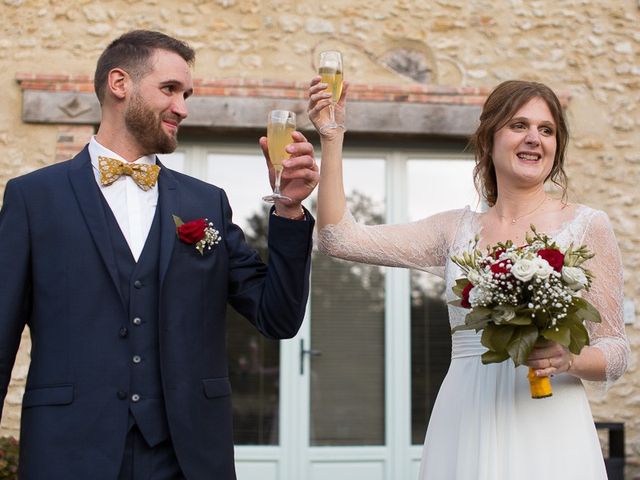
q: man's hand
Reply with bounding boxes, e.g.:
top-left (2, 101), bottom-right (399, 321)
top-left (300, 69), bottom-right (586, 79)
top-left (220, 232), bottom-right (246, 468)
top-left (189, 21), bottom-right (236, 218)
top-left (259, 131), bottom-right (319, 219)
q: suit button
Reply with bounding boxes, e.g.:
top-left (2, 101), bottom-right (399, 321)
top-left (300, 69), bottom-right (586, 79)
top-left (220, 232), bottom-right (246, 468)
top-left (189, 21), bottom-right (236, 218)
top-left (119, 327), bottom-right (128, 338)
top-left (132, 355), bottom-right (141, 364)
top-left (132, 317), bottom-right (142, 326)
top-left (117, 390), bottom-right (127, 400)
top-left (133, 280), bottom-right (142, 289)
top-left (131, 394), bottom-right (140, 403)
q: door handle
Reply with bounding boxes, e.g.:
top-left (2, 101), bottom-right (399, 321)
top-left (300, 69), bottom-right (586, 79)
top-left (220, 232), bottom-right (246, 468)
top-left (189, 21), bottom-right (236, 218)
top-left (300, 339), bottom-right (322, 375)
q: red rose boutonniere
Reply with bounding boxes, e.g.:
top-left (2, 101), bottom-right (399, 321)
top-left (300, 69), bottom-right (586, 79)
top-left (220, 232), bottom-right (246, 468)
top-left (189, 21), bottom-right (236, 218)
top-left (172, 215), bottom-right (221, 255)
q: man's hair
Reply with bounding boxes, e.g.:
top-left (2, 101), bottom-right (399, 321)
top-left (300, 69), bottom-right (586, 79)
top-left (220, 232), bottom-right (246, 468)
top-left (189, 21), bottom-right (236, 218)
top-left (94, 30), bottom-right (195, 104)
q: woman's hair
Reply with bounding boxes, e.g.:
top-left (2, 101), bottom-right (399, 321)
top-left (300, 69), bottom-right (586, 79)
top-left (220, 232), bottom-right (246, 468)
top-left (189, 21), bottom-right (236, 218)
top-left (469, 80), bottom-right (569, 206)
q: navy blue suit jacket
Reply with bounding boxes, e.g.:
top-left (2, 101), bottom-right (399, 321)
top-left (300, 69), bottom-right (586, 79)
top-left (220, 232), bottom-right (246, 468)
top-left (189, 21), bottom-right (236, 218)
top-left (0, 146), bottom-right (314, 479)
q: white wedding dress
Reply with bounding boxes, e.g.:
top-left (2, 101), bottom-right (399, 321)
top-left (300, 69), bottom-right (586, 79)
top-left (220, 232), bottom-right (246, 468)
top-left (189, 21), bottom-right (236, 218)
top-left (318, 204), bottom-right (629, 480)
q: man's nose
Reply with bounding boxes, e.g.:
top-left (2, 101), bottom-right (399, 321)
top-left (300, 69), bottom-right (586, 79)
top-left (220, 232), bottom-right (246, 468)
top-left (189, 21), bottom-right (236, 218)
top-left (172, 95), bottom-right (188, 120)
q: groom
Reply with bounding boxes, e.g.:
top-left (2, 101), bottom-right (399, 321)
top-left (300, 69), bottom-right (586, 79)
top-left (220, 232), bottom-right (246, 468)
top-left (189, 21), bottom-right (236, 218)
top-left (0, 30), bottom-right (317, 479)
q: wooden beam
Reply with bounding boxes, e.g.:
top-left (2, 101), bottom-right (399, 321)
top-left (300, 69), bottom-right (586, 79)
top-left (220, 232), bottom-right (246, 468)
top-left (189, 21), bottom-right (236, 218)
top-left (22, 90), bottom-right (481, 136)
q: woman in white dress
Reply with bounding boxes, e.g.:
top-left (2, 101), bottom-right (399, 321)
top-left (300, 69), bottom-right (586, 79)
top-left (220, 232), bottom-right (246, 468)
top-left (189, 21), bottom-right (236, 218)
top-left (307, 78), bottom-right (629, 479)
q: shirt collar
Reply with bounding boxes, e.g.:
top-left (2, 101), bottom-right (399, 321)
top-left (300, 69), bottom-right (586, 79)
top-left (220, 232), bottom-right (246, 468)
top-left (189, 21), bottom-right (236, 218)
top-left (89, 136), bottom-right (157, 172)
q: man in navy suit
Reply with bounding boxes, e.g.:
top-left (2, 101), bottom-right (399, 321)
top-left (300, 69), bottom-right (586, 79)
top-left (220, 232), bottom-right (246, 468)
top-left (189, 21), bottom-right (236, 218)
top-left (0, 30), bottom-right (317, 479)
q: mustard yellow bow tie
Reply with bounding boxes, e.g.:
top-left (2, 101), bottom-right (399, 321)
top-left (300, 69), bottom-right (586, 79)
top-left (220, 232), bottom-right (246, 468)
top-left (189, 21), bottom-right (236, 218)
top-left (98, 156), bottom-right (161, 191)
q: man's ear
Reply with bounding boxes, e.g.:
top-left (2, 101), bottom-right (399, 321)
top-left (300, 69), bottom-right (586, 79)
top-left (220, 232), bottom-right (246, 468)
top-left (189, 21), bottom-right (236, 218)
top-left (106, 68), bottom-right (130, 100)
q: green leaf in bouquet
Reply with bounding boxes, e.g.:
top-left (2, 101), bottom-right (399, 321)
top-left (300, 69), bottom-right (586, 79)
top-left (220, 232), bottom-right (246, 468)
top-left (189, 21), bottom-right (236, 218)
top-left (463, 316), bottom-right (492, 332)
top-left (481, 350), bottom-right (510, 364)
top-left (505, 314), bottom-right (534, 326)
top-left (451, 308), bottom-right (492, 332)
top-left (481, 323), bottom-right (515, 352)
top-left (452, 278), bottom-right (470, 298)
top-left (572, 298), bottom-right (602, 324)
top-left (541, 324), bottom-right (571, 347)
top-left (567, 319), bottom-right (590, 354)
top-left (506, 325), bottom-right (539, 367)
top-left (467, 306), bottom-right (492, 323)
top-left (451, 323), bottom-right (475, 333)
top-left (448, 299), bottom-right (465, 308)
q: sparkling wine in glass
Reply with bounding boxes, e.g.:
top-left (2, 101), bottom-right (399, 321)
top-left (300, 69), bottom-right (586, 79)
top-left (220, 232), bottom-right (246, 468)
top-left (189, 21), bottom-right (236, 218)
top-left (262, 110), bottom-right (296, 203)
top-left (318, 50), bottom-right (344, 132)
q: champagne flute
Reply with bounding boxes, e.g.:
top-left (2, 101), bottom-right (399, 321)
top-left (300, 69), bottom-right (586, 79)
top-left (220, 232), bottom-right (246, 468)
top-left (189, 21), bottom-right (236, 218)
top-left (318, 50), bottom-right (344, 133)
top-left (262, 110), bottom-right (296, 203)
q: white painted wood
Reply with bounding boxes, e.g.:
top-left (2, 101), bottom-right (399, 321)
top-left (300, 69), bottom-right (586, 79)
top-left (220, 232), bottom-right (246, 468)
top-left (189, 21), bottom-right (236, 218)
top-left (385, 152), bottom-right (413, 480)
top-left (172, 142), bottom-right (472, 480)
top-left (235, 461), bottom-right (279, 479)
top-left (309, 462), bottom-right (385, 480)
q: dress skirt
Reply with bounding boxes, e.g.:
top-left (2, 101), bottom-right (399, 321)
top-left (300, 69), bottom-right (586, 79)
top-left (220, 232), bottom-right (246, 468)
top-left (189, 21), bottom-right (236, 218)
top-left (418, 331), bottom-right (607, 480)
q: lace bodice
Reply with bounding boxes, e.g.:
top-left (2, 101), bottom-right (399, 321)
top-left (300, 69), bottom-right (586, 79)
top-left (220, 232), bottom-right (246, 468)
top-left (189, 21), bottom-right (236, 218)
top-left (318, 204), bottom-right (629, 389)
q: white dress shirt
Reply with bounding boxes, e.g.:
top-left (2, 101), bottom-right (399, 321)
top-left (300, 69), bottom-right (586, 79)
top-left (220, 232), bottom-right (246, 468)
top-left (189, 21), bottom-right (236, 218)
top-left (88, 137), bottom-right (159, 262)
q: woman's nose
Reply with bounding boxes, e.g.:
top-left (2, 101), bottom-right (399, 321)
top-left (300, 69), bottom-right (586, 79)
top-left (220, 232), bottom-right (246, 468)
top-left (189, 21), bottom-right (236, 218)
top-left (524, 129), bottom-right (540, 146)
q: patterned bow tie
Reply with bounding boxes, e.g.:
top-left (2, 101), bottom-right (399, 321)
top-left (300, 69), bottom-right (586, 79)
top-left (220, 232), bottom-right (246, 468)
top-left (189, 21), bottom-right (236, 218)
top-left (98, 156), bottom-right (161, 191)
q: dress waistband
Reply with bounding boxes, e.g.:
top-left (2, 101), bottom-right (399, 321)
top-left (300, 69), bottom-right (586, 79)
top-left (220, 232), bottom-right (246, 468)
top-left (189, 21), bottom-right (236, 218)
top-left (451, 330), bottom-right (487, 359)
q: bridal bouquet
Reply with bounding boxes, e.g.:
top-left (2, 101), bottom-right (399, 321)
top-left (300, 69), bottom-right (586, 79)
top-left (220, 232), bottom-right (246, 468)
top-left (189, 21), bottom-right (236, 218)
top-left (450, 225), bottom-right (601, 398)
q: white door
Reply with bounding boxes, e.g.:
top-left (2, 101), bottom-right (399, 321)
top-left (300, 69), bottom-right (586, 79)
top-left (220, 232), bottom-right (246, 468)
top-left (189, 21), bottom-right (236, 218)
top-left (159, 145), bottom-right (477, 480)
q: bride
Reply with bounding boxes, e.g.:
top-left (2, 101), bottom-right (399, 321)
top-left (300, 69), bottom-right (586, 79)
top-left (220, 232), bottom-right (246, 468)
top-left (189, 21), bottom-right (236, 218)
top-left (307, 78), bottom-right (629, 479)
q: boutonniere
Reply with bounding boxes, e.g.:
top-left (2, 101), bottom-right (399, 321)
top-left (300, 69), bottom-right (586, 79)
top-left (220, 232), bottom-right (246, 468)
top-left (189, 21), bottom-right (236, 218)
top-left (172, 215), bottom-right (222, 255)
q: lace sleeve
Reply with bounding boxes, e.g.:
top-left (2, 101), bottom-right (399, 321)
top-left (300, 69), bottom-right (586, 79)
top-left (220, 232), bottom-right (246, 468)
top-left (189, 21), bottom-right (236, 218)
top-left (318, 207), bottom-right (467, 277)
top-left (581, 210), bottom-right (629, 392)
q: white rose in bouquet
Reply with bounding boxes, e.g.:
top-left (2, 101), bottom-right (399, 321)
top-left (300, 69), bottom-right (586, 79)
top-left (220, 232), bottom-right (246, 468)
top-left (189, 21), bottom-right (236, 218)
top-left (492, 305), bottom-right (516, 324)
top-left (511, 258), bottom-right (536, 282)
top-left (533, 257), bottom-right (554, 279)
top-left (562, 266), bottom-right (588, 291)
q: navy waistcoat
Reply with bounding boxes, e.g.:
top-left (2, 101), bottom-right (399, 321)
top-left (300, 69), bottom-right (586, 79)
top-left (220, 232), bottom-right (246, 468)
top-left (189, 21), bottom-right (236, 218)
top-left (100, 196), bottom-right (170, 447)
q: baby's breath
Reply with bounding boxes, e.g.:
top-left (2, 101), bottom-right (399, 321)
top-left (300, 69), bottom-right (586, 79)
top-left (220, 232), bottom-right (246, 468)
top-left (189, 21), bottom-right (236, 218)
top-left (451, 225), bottom-right (601, 368)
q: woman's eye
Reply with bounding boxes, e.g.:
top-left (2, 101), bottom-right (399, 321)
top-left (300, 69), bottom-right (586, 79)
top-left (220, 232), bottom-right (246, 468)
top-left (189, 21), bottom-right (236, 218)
top-left (511, 122), bottom-right (526, 130)
top-left (540, 127), bottom-right (554, 136)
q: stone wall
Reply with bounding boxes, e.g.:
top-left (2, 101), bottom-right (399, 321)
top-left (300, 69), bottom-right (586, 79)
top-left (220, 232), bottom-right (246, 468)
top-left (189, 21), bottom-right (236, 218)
top-left (1, 0), bottom-right (638, 476)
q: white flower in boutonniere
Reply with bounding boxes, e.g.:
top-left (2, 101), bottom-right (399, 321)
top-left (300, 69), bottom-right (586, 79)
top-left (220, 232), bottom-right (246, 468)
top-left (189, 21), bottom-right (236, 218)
top-left (172, 215), bottom-right (222, 255)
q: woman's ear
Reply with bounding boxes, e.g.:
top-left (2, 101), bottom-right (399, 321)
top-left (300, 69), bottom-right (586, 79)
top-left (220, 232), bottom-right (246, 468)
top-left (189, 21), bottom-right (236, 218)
top-left (106, 67), bottom-right (130, 101)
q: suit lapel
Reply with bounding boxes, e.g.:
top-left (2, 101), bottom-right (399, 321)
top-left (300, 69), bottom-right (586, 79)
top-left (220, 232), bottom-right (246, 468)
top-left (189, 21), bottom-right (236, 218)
top-left (157, 159), bottom-right (178, 290)
top-left (68, 146), bottom-right (126, 308)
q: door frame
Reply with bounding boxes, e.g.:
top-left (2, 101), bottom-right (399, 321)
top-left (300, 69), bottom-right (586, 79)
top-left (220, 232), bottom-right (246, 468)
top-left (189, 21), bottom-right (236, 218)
top-left (160, 143), bottom-right (472, 480)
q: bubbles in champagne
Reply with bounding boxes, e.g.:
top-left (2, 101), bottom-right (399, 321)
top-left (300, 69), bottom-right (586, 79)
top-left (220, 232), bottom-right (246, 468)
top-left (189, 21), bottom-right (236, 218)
top-left (319, 66), bottom-right (343, 102)
top-left (267, 111), bottom-right (296, 169)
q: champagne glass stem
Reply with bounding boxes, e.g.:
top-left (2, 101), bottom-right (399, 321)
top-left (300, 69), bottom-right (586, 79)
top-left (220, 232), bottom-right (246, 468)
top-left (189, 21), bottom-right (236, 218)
top-left (329, 103), bottom-right (336, 125)
top-left (273, 168), bottom-right (283, 196)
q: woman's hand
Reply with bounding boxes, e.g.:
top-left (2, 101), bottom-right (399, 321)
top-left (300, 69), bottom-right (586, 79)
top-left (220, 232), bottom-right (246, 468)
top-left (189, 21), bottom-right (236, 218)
top-left (307, 76), bottom-right (349, 139)
top-left (525, 338), bottom-right (574, 377)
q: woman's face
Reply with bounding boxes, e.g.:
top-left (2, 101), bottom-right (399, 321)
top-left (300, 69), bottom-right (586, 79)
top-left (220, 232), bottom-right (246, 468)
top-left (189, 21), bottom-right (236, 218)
top-left (491, 97), bottom-right (557, 189)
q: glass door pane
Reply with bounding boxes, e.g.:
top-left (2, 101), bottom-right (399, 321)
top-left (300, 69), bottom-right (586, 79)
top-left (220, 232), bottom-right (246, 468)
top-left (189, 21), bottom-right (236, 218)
top-left (309, 158), bottom-right (386, 446)
top-left (207, 152), bottom-right (281, 445)
top-left (407, 159), bottom-right (477, 444)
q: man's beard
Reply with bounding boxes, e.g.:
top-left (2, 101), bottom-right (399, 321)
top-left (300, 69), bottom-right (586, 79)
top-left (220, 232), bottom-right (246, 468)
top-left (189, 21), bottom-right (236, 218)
top-left (124, 92), bottom-right (178, 155)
